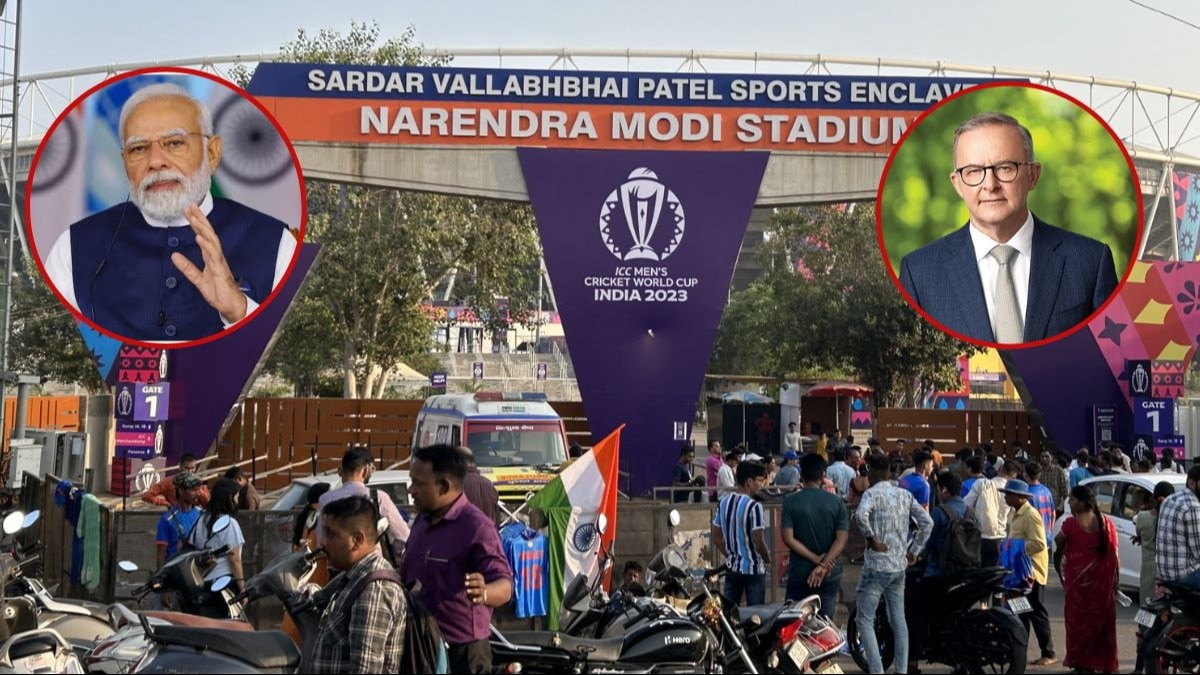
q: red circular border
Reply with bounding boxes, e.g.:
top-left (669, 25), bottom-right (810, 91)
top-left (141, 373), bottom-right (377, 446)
top-left (874, 80), bottom-right (1145, 351)
top-left (24, 66), bottom-right (309, 350)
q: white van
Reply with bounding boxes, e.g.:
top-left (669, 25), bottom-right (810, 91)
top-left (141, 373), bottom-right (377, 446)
top-left (413, 392), bottom-right (568, 501)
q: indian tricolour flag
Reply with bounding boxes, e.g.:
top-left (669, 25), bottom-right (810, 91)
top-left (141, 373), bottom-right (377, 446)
top-left (529, 424), bottom-right (622, 629)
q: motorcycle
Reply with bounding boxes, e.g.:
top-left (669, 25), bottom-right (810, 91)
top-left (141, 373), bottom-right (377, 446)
top-left (88, 545), bottom-right (321, 673)
top-left (847, 566), bottom-right (1028, 674)
top-left (0, 510), bottom-right (85, 673)
top-left (1140, 579), bottom-right (1200, 674)
top-left (559, 513), bottom-right (689, 640)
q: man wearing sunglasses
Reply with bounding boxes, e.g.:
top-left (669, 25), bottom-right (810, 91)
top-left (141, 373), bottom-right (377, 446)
top-left (44, 82), bottom-right (297, 341)
top-left (899, 112), bottom-right (1117, 344)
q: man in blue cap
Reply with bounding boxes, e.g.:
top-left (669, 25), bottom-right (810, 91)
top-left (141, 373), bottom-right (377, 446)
top-left (1002, 477), bottom-right (1055, 667)
top-left (774, 451), bottom-right (801, 487)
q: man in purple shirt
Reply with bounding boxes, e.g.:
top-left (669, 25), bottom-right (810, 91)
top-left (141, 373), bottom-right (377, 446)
top-left (403, 443), bottom-right (513, 674)
top-left (706, 440), bottom-right (723, 502)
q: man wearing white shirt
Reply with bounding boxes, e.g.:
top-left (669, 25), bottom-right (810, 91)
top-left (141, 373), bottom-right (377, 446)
top-left (898, 112), bottom-right (1118, 344)
top-left (717, 450), bottom-right (740, 496)
top-left (43, 83), bottom-right (297, 342)
top-left (826, 447), bottom-right (857, 502)
top-left (784, 423), bottom-right (804, 454)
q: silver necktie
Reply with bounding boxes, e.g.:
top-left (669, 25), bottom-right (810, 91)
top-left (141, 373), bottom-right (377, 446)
top-left (989, 244), bottom-right (1023, 343)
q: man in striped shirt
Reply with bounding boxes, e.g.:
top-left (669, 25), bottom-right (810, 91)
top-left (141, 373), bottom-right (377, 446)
top-left (711, 460), bottom-right (773, 606)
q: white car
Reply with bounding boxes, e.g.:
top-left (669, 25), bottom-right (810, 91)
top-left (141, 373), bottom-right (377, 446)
top-left (265, 470), bottom-right (412, 546)
top-left (1050, 472), bottom-right (1188, 594)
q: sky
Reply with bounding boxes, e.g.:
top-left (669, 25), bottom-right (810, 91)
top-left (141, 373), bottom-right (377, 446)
top-left (19, 0), bottom-right (1199, 90)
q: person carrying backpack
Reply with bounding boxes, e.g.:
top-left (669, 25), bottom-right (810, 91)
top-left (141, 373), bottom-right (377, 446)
top-left (923, 472), bottom-right (980, 579)
top-left (306, 495), bottom-right (406, 674)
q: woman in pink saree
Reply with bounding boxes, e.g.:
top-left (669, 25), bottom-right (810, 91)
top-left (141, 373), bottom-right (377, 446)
top-left (1053, 484), bottom-right (1120, 673)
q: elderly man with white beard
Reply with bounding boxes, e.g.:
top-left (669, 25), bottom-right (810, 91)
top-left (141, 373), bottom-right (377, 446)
top-left (44, 83), bottom-right (297, 341)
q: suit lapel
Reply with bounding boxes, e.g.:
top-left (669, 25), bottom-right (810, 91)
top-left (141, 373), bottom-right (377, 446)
top-left (940, 225), bottom-right (993, 342)
top-left (1024, 218), bottom-right (1065, 341)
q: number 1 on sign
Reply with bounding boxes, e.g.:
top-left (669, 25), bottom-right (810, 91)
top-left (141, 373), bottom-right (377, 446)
top-left (1148, 410), bottom-right (1159, 433)
top-left (145, 395), bottom-right (157, 419)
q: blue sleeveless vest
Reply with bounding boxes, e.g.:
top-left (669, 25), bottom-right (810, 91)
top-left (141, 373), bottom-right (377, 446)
top-left (70, 199), bottom-right (288, 341)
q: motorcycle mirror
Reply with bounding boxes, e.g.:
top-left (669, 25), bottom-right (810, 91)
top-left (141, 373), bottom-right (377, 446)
top-left (211, 575), bottom-right (233, 592)
top-left (597, 515), bottom-right (608, 535)
top-left (21, 510), bottom-right (40, 529)
top-left (117, 561), bottom-right (139, 573)
top-left (668, 510), bottom-right (680, 528)
top-left (212, 514), bottom-right (232, 534)
top-left (1, 511), bottom-right (23, 535)
top-left (377, 517), bottom-right (389, 535)
top-left (305, 510), bottom-right (319, 531)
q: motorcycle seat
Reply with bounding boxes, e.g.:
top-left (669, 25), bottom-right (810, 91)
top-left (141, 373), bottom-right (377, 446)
top-left (150, 626), bottom-right (300, 670)
top-left (736, 603), bottom-right (784, 627)
top-left (502, 631), bottom-right (625, 662)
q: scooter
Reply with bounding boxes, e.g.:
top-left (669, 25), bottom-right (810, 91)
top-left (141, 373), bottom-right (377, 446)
top-left (89, 546), bottom-right (321, 673)
top-left (116, 515), bottom-right (244, 622)
top-left (0, 510), bottom-right (85, 673)
top-left (0, 512), bottom-right (114, 660)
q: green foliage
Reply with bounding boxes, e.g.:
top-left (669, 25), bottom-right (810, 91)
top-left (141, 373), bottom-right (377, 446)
top-left (880, 86), bottom-right (1138, 276)
top-left (248, 22), bottom-right (541, 398)
top-left (8, 258), bottom-right (105, 392)
top-left (711, 205), bottom-right (978, 407)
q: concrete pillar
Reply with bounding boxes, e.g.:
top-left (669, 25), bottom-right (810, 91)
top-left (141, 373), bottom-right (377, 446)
top-left (83, 395), bottom-right (113, 494)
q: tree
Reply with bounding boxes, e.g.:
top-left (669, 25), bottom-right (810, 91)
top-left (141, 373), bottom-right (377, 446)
top-left (8, 257), bottom-right (106, 392)
top-left (243, 23), bottom-right (543, 397)
top-left (711, 204), bottom-right (978, 407)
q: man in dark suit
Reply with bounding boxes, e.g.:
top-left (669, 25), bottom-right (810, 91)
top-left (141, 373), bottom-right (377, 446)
top-left (899, 112), bottom-right (1118, 344)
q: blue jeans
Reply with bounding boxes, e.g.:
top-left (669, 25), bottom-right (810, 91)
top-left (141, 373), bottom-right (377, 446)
top-left (787, 569), bottom-right (841, 619)
top-left (724, 572), bottom-right (766, 606)
top-left (856, 569), bottom-right (909, 674)
top-left (1177, 568), bottom-right (1200, 590)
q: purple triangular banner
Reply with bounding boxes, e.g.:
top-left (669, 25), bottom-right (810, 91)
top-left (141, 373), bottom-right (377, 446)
top-left (76, 243), bottom-right (320, 465)
top-left (518, 149), bottom-right (768, 496)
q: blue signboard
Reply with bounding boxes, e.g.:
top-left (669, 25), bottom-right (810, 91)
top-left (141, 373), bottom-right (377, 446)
top-left (1133, 397), bottom-right (1174, 436)
top-left (430, 371), bottom-right (447, 388)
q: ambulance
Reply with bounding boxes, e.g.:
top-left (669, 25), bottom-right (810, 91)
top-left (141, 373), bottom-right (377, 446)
top-left (412, 392), bottom-right (568, 502)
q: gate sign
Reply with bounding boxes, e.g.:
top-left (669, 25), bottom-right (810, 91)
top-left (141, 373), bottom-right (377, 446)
top-left (134, 383), bottom-right (170, 422)
top-left (1132, 397), bottom-right (1174, 436)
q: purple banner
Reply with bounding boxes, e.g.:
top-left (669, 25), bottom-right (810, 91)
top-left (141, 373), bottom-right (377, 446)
top-left (519, 149), bottom-right (768, 495)
top-left (164, 244), bottom-right (320, 464)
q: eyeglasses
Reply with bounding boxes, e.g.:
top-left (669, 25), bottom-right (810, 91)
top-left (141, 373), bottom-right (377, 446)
top-left (954, 161), bottom-right (1035, 187)
top-left (123, 132), bottom-right (209, 163)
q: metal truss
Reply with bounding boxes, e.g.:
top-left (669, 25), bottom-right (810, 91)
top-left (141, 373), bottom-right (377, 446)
top-left (9, 49), bottom-right (1196, 259)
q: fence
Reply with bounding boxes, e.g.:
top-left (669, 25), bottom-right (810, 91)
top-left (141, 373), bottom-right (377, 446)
top-left (877, 407), bottom-right (1044, 456)
top-left (219, 398), bottom-right (593, 490)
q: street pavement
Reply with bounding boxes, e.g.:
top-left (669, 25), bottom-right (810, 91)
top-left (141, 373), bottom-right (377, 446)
top-left (831, 573), bottom-right (1141, 673)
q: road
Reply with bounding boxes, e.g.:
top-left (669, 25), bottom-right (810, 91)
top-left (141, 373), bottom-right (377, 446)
top-left (832, 574), bottom-right (1142, 673)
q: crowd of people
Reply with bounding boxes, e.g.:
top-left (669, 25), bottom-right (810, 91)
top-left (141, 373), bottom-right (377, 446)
top-left (702, 434), bottom-right (1200, 674)
top-left (143, 444), bottom-right (515, 674)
